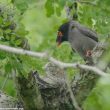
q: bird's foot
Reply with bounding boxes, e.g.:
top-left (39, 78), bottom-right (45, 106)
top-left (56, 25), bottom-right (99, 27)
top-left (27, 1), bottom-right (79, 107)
top-left (86, 50), bottom-right (92, 57)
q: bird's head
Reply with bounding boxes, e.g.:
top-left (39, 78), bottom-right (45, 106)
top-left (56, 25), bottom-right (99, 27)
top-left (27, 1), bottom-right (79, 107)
top-left (56, 22), bottom-right (69, 46)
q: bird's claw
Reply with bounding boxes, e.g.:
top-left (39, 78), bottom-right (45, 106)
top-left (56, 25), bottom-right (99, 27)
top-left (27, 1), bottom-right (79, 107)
top-left (86, 50), bottom-right (92, 57)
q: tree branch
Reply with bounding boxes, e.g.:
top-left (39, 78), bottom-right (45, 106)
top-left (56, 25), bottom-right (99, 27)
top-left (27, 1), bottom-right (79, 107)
top-left (49, 57), bottom-right (108, 77)
top-left (0, 44), bottom-right (47, 58)
top-left (0, 91), bottom-right (20, 109)
top-left (0, 44), bottom-right (108, 77)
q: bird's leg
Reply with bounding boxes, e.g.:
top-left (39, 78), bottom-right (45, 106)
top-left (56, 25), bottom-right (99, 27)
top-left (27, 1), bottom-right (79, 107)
top-left (86, 50), bottom-right (92, 57)
top-left (85, 50), bottom-right (94, 65)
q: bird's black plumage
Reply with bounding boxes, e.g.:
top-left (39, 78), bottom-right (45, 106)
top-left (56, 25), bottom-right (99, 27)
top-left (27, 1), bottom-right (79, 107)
top-left (56, 22), bottom-right (69, 44)
top-left (56, 20), bottom-right (98, 63)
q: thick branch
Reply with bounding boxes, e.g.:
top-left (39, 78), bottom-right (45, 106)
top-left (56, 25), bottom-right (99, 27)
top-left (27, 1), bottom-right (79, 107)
top-left (0, 91), bottom-right (21, 109)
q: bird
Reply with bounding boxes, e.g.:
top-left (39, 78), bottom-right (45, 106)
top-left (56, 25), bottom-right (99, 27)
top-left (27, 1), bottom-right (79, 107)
top-left (56, 20), bottom-right (98, 64)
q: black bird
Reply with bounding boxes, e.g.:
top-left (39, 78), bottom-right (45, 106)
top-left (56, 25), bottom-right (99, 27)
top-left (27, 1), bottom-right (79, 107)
top-left (56, 20), bottom-right (98, 64)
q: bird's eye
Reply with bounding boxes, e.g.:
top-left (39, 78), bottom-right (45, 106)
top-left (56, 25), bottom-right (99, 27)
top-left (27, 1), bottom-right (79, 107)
top-left (57, 31), bottom-right (63, 37)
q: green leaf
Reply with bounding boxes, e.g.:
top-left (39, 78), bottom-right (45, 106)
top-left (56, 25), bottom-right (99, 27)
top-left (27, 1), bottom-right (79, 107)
top-left (10, 34), bottom-right (16, 41)
top-left (4, 21), bottom-right (11, 27)
top-left (0, 29), bottom-right (3, 36)
top-left (0, 51), bottom-right (6, 60)
top-left (5, 29), bottom-right (11, 34)
top-left (0, 17), bottom-right (3, 25)
top-left (15, 39), bottom-right (22, 45)
top-left (14, 0), bottom-right (28, 13)
top-left (58, 0), bottom-right (66, 8)
top-left (16, 23), bottom-right (28, 37)
top-left (5, 35), bottom-right (10, 40)
top-left (11, 56), bottom-right (25, 74)
top-left (45, 0), bottom-right (54, 17)
top-left (11, 0), bottom-right (15, 4)
top-left (67, 0), bottom-right (74, 7)
top-left (55, 6), bottom-right (62, 16)
top-left (5, 62), bottom-right (12, 74)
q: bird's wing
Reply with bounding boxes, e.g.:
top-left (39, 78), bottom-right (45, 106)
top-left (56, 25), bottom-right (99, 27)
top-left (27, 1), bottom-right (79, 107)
top-left (77, 24), bottom-right (98, 42)
top-left (70, 21), bottom-right (98, 42)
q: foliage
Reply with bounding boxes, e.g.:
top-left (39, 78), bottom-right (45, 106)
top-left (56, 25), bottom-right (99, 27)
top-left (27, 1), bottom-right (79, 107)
top-left (0, 0), bottom-right (110, 110)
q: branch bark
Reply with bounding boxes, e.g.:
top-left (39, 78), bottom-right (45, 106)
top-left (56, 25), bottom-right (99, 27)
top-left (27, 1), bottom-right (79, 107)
top-left (0, 91), bottom-right (20, 109)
